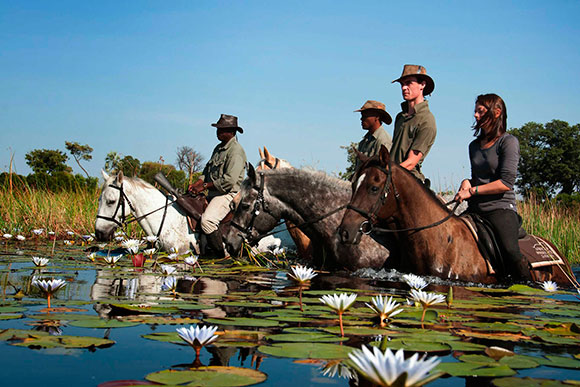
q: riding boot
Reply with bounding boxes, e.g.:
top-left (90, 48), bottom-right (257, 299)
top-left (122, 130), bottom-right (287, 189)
top-left (205, 230), bottom-right (226, 258)
top-left (511, 257), bottom-right (533, 282)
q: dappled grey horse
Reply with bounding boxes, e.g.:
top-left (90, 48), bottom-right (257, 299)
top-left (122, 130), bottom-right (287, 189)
top-left (224, 164), bottom-right (391, 270)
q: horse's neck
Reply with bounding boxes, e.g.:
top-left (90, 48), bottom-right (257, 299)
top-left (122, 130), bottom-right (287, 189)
top-left (123, 181), bottom-right (177, 237)
top-left (266, 171), bottom-right (349, 227)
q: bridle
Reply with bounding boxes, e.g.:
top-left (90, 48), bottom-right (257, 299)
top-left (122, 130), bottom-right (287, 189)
top-left (96, 182), bottom-right (172, 238)
top-left (346, 160), bottom-right (458, 236)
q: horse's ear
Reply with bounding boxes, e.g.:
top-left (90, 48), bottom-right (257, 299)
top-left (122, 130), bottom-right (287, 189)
top-left (378, 144), bottom-right (390, 167)
top-left (116, 170), bottom-right (124, 184)
top-left (247, 163), bottom-right (257, 185)
top-left (258, 147), bottom-right (265, 160)
top-left (264, 146), bottom-right (272, 162)
top-left (101, 169), bottom-right (110, 181)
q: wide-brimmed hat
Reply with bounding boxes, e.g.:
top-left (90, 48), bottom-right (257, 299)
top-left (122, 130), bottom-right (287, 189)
top-left (392, 64), bottom-right (435, 96)
top-left (354, 100), bottom-right (392, 125)
top-left (211, 114), bottom-right (243, 133)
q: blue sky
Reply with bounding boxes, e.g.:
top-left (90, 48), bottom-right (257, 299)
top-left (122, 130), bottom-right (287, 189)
top-left (2, 1), bottom-right (580, 191)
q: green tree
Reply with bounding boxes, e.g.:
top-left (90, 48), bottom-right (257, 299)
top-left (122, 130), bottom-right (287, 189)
top-left (104, 151), bottom-right (122, 173)
top-left (25, 149), bottom-right (71, 175)
top-left (338, 142), bottom-right (357, 180)
top-left (140, 161), bottom-right (187, 191)
top-left (509, 120), bottom-right (580, 197)
top-left (119, 155), bottom-right (141, 177)
top-left (65, 141), bottom-right (93, 178)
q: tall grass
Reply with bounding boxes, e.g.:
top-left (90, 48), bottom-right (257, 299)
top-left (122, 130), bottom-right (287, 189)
top-left (518, 196), bottom-right (580, 265)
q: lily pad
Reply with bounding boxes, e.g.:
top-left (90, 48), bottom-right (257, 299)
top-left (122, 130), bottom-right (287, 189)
top-left (373, 339), bottom-right (451, 353)
top-left (145, 366), bottom-right (266, 386)
top-left (258, 342), bottom-right (353, 359)
top-left (437, 362), bottom-right (516, 377)
top-left (536, 355), bottom-right (580, 369)
top-left (266, 333), bottom-right (348, 343)
top-left (69, 319), bottom-right (140, 329)
top-left (203, 317), bottom-right (280, 327)
top-left (10, 334), bottom-right (115, 349)
top-left (0, 313), bottom-right (23, 320)
top-left (492, 377), bottom-right (574, 387)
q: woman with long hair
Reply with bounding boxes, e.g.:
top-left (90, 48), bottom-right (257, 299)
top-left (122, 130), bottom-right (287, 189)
top-left (455, 94), bottom-right (532, 281)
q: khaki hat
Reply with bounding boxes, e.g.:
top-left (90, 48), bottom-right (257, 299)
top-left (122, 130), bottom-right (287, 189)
top-left (392, 64), bottom-right (435, 96)
top-left (211, 114), bottom-right (243, 133)
top-left (354, 100), bottom-right (392, 125)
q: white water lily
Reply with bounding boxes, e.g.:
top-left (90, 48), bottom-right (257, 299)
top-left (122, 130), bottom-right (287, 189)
top-left (410, 289), bottom-right (446, 307)
top-left (66, 231), bottom-right (75, 236)
top-left (320, 293), bottom-right (357, 312)
top-left (160, 264), bottom-right (177, 275)
top-left (349, 346), bottom-right (441, 387)
top-left (184, 255), bottom-right (199, 267)
top-left (143, 235), bottom-right (159, 243)
top-left (114, 236), bottom-right (125, 242)
top-left (169, 246), bottom-right (178, 254)
top-left (81, 235), bottom-right (94, 242)
top-left (32, 278), bottom-right (67, 294)
top-left (540, 280), bottom-right (558, 292)
top-left (16, 235), bottom-right (25, 241)
top-left (32, 256), bottom-right (50, 267)
top-left (32, 229), bottom-right (44, 235)
top-left (87, 252), bottom-right (97, 262)
top-left (48, 231), bottom-right (55, 236)
top-left (63, 240), bottom-right (74, 246)
top-left (176, 325), bottom-right (219, 348)
top-left (167, 253), bottom-right (178, 261)
top-left (103, 254), bottom-right (122, 265)
top-left (288, 265), bottom-right (317, 283)
top-left (321, 361), bottom-right (355, 380)
top-left (121, 239), bottom-right (143, 254)
top-left (366, 295), bottom-right (403, 322)
top-left (3, 233), bottom-right (12, 239)
top-left (161, 276), bottom-right (177, 292)
top-left (143, 248), bottom-right (156, 256)
top-left (403, 274), bottom-right (428, 290)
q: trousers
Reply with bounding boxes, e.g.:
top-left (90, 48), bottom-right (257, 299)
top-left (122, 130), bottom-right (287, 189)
top-left (478, 208), bottom-right (523, 270)
top-left (201, 192), bottom-right (236, 234)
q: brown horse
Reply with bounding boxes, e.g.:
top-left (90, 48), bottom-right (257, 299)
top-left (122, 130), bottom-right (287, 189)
top-left (257, 147), bottom-right (313, 261)
top-left (338, 145), bottom-right (576, 286)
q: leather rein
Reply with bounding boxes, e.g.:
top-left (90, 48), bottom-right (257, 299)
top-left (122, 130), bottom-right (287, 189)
top-left (96, 182), bottom-right (172, 239)
top-left (346, 160), bottom-right (458, 236)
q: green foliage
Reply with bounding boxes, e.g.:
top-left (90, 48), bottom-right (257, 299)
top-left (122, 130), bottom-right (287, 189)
top-left (139, 161), bottom-right (187, 191)
top-left (104, 151), bottom-right (121, 173)
top-left (509, 120), bottom-right (580, 196)
top-left (65, 141), bottom-right (93, 178)
top-left (119, 155), bottom-right (141, 177)
top-left (338, 142), bottom-right (357, 180)
top-left (25, 149), bottom-right (71, 175)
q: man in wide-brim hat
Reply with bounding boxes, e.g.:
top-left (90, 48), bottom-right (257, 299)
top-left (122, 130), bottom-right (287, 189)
top-left (390, 64), bottom-right (437, 186)
top-left (189, 114), bottom-right (247, 257)
top-left (353, 100), bottom-right (393, 173)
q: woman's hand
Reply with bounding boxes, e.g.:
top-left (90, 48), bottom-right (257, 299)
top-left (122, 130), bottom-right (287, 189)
top-left (454, 179), bottom-right (473, 203)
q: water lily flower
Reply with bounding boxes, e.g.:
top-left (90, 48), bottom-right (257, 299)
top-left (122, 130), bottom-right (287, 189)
top-left (161, 276), bottom-right (177, 295)
top-left (410, 289), bottom-right (446, 322)
top-left (87, 252), bottom-right (97, 262)
top-left (167, 253), bottom-right (178, 261)
top-left (16, 235), bottom-right (25, 241)
top-left (540, 280), bottom-right (558, 292)
top-left (169, 246), bottom-right (178, 254)
top-left (48, 231), bottom-right (55, 236)
top-left (3, 234), bottom-right (12, 239)
top-left (349, 346), bottom-right (441, 387)
top-left (32, 229), bottom-right (44, 236)
top-left (143, 235), bottom-right (158, 243)
top-left (176, 325), bottom-right (219, 360)
top-left (121, 239), bottom-right (143, 254)
top-left (288, 265), bottom-right (317, 283)
top-left (81, 235), bottom-right (94, 242)
top-left (131, 253), bottom-right (146, 268)
top-left (184, 255), bottom-right (198, 267)
top-left (103, 254), bottom-right (122, 265)
top-left (143, 248), bottom-right (156, 256)
top-left (114, 236), bottom-right (125, 242)
top-left (366, 295), bottom-right (403, 325)
top-left (32, 278), bottom-right (67, 309)
top-left (160, 264), bottom-right (177, 275)
top-left (32, 256), bottom-right (50, 267)
top-left (321, 361), bottom-right (355, 380)
top-left (320, 293), bottom-right (357, 337)
top-left (66, 231), bottom-right (75, 237)
top-left (63, 240), bottom-right (74, 246)
top-left (403, 274), bottom-right (428, 290)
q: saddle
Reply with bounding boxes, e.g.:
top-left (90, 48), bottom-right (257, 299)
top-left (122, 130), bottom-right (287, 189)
top-left (177, 194), bottom-right (233, 233)
top-left (459, 213), bottom-right (566, 278)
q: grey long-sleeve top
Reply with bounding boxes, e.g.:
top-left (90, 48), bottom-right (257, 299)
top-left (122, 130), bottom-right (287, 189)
top-left (468, 133), bottom-right (519, 213)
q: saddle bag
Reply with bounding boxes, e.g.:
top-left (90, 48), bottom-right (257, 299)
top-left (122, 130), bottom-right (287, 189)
top-left (153, 172), bottom-right (206, 221)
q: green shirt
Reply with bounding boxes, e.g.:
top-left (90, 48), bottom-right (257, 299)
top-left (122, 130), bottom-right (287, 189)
top-left (355, 126), bottom-right (392, 170)
top-left (391, 100), bottom-right (437, 182)
top-left (203, 136), bottom-right (247, 194)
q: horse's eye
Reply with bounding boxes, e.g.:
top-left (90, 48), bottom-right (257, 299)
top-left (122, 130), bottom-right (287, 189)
top-left (106, 199), bottom-right (116, 206)
top-left (241, 203), bottom-right (251, 211)
top-left (370, 186), bottom-right (380, 194)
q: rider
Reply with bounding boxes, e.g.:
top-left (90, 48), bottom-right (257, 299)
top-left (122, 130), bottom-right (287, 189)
top-left (189, 114), bottom-right (247, 258)
top-left (390, 64), bottom-right (437, 187)
top-left (353, 100), bottom-right (393, 171)
top-left (454, 94), bottom-right (532, 281)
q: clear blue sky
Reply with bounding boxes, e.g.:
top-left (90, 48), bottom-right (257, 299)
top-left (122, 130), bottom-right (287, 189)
top-left (2, 1), bottom-right (579, 191)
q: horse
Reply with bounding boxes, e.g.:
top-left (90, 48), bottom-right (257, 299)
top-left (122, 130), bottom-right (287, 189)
top-left (337, 145), bottom-right (576, 285)
top-left (95, 170), bottom-right (200, 253)
top-left (257, 146), bottom-right (313, 261)
top-left (224, 164), bottom-right (391, 270)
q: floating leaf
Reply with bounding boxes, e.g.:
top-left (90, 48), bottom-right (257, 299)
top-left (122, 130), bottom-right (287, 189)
top-left (145, 366), bottom-right (266, 386)
top-left (203, 317), bottom-right (280, 327)
top-left (10, 334), bottom-right (114, 349)
top-left (258, 342), bottom-right (353, 359)
top-left (498, 355), bottom-right (539, 369)
top-left (536, 355), bottom-right (580, 369)
top-left (437, 362), bottom-right (516, 377)
top-left (0, 313), bottom-right (23, 320)
top-left (69, 319), bottom-right (140, 329)
top-left (266, 333), bottom-right (348, 343)
top-left (492, 377), bottom-right (573, 386)
top-left (372, 339), bottom-right (451, 353)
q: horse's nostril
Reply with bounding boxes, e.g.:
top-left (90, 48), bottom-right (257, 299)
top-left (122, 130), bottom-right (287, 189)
top-left (340, 228), bottom-right (349, 243)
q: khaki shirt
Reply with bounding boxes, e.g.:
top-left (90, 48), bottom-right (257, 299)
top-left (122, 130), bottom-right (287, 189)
top-left (355, 126), bottom-right (392, 170)
top-left (203, 136), bottom-right (247, 194)
top-left (391, 100), bottom-right (437, 182)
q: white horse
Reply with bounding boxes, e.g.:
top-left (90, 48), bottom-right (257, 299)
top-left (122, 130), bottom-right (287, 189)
top-left (95, 170), bottom-right (199, 253)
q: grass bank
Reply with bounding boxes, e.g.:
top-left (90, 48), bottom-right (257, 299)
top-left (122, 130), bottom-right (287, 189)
top-left (1, 186), bottom-right (579, 264)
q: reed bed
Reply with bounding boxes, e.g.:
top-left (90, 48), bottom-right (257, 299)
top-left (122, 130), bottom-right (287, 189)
top-left (518, 197), bottom-right (580, 264)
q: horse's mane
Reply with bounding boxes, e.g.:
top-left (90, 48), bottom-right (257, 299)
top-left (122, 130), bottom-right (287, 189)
top-left (103, 174), bottom-right (156, 190)
top-left (243, 167), bottom-right (349, 191)
top-left (357, 156), bottom-right (453, 215)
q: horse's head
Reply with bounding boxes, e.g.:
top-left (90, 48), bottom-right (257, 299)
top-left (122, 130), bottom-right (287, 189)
top-left (95, 169), bottom-right (131, 241)
top-left (257, 146), bottom-right (292, 170)
top-left (338, 145), bottom-right (397, 244)
top-left (224, 164), bottom-right (283, 256)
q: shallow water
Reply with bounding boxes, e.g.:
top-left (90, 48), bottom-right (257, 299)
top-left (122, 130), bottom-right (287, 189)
top-left (1, 241), bottom-right (580, 387)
